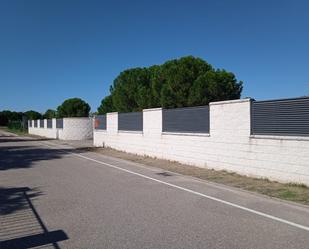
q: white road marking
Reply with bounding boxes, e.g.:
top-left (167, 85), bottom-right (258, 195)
top-left (41, 142), bottom-right (309, 232)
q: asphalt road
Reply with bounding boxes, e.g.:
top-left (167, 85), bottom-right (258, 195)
top-left (1, 130), bottom-right (309, 249)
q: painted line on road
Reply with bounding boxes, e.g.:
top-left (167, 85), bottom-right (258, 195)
top-left (41, 142), bottom-right (309, 232)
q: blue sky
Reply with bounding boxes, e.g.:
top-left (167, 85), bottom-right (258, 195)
top-left (0, 0), bottom-right (308, 113)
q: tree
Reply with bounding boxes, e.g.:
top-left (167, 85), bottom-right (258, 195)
top-left (57, 98), bottom-right (90, 117)
top-left (188, 70), bottom-right (243, 106)
top-left (156, 56), bottom-right (213, 108)
top-left (24, 110), bottom-right (42, 120)
top-left (0, 111), bottom-right (8, 126)
top-left (0, 110), bottom-right (15, 126)
top-left (0, 110), bottom-right (41, 125)
top-left (111, 68), bottom-right (152, 112)
top-left (97, 56), bottom-right (243, 112)
top-left (43, 109), bottom-right (57, 119)
top-left (97, 95), bottom-right (114, 114)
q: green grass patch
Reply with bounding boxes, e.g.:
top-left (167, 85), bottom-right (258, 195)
top-left (0, 126), bottom-right (28, 135)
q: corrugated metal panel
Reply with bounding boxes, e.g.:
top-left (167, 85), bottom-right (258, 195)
top-left (56, 119), bottom-right (63, 129)
top-left (40, 120), bottom-right (44, 128)
top-left (34, 120), bottom-right (37, 128)
top-left (251, 97), bottom-right (309, 136)
top-left (29, 120), bottom-right (32, 127)
top-left (118, 112), bottom-right (143, 131)
top-left (95, 115), bottom-right (106, 130)
top-left (47, 119), bottom-right (53, 128)
top-left (163, 106), bottom-right (210, 133)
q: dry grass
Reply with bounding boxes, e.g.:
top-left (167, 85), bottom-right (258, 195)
top-left (90, 147), bottom-right (309, 206)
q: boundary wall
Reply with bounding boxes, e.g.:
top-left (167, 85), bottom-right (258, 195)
top-left (94, 99), bottom-right (309, 185)
top-left (29, 117), bottom-right (93, 140)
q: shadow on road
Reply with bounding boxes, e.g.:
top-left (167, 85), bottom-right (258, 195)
top-left (0, 187), bottom-right (42, 215)
top-left (0, 145), bottom-right (78, 171)
top-left (0, 187), bottom-right (68, 249)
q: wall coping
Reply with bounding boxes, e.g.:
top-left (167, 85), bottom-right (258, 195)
top-left (106, 112), bottom-right (118, 115)
top-left (94, 129), bottom-right (107, 132)
top-left (162, 132), bottom-right (210, 137)
top-left (210, 98), bottom-right (252, 106)
top-left (250, 135), bottom-right (309, 141)
top-left (118, 130), bottom-right (143, 134)
top-left (143, 107), bottom-right (162, 112)
top-left (63, 117), bottom-right (91, 120)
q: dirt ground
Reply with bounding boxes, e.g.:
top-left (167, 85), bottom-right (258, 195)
top-left (89, 147), bottom-right (309, 206)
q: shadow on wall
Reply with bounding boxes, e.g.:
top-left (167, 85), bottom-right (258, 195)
top-left (0, 145), bottom-right (77, 171)
top-left (0, 187), bottom-right (69, 249)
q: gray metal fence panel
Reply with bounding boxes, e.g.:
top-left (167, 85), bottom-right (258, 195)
top-left (95, 115), bottom-right (106, 130)
top-left (56, 119), bottom-right (63, 129)
top-left (40, 119), bottom-right (44, 128)
top-left (47, 119), bottom-right (53, 128)
top-left (118, 112), bottom-right (143, 131)
top-left (251, 97), bottom-right (309, 136)
top-left (34, 120), bottom-right (37, 128)
top-left (163, 106), bottom-right (210, 133)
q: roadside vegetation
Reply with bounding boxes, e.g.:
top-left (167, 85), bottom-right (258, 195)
top-left (91, 147), bottom-right (309, 206)
top-left (7, 121), bottom-right (27, 134)
top-left (0, 97), bottom-right (91, 134)
top-left (0, 125), bottom-right (27, 135)
top-left (97, 56), bottom-right (243, 114)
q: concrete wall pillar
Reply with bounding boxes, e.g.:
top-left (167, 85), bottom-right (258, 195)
top-left (107, 112), bottom-right (118, 134)
top-left (143, 108), bottom-right (162, 137)
top-left (209, 99), bottom-right (251, 139)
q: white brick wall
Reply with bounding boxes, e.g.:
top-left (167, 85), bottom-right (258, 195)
top-left (29, 118), bottom-right (92, 140)
top-left (28, 119), bottom-right (58, 138)
top-left (58, 118), bottom-right (93, 140)
top-left (94, 99), bottom-right (309, 185)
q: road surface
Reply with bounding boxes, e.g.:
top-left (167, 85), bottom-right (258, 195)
top-left (1, 130), bottom-right (309, 249)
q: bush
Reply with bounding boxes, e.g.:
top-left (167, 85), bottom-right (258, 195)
top-left (7, 121), bottom-right (24, 132)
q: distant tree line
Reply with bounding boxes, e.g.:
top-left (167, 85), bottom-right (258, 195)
top-left (0, 98), bottom-right (91, 126)
top-left (2, 56), bottom-right (244, 126)
top-left (97, 56), bottom-right (243, 114)
top-left (0, 111), bottom-right (24, 126)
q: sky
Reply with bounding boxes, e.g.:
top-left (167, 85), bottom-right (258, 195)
top-left (0, 0), bottom-right (308, 113)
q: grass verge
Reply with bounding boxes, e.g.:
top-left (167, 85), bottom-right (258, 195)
top-left (90, 147), bottom-right (309, 206)
top-left (1, 127), bottom-right (28, 136)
